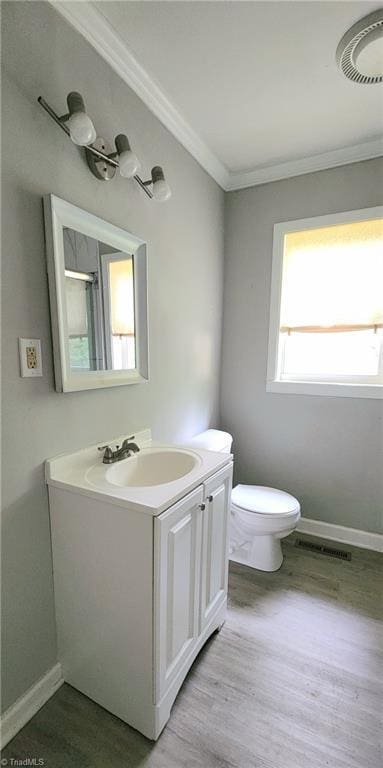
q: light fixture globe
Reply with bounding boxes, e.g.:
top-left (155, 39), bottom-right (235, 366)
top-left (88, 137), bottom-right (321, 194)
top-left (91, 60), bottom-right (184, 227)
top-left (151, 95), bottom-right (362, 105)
top-left (67, 112), bottom-right (96, 146)
top-left (66, 92), bottom-right (96, 146)
top-left (115, 134), bottom-right (140, 178)
top-left (119, 150), bottom-right (140, 178)
top-left (336, 9), bottom-right (383, 84)
top-left (151, 166), bottom-right (171, 202)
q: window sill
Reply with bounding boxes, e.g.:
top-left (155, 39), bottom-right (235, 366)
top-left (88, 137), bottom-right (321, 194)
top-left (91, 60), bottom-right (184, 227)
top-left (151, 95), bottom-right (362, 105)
top-left (266, 380), bottom-right (383, 399)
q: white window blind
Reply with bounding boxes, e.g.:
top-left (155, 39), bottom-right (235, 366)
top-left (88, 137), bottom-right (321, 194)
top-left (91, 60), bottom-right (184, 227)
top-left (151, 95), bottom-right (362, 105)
top-left (280, 218), bottom-right (383, 334)
top-left (267, 207), bottom-right (383, 398)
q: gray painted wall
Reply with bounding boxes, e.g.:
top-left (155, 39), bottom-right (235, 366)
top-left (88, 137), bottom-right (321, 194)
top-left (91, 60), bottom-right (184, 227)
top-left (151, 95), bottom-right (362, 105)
top-left (2, 0), bottom-right (382, 721)
top-left (1, 2), bottom-right (224, 712)
top-left (221, 159), bottom-right (383, 536)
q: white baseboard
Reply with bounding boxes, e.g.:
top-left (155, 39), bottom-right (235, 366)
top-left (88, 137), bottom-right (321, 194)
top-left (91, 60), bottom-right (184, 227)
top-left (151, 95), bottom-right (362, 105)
top-left (297, 517), bottom-right (383, 553)
top-left (1, 663), bottom-right (63, 749)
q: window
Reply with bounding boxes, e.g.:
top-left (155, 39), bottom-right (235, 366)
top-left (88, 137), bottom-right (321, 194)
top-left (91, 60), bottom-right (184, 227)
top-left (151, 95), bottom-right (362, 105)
top-left (100, 252), bottom-right (136, 371)
top-left (65, 252), bottom-right (137, 373)
top-left (108, 257), bottom-right (136, 370)
top-left (267, 207), bottom-right (383, 398)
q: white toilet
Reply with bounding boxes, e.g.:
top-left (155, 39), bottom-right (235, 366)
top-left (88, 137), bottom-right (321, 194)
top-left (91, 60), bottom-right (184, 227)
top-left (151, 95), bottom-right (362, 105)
top-left (187, 429), bottom-right (301, 572)
top-left (230, 484), bottom-right (300, 571)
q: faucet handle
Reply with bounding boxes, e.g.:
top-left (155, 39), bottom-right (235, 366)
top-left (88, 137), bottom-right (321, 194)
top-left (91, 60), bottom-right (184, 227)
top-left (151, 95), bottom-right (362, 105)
top-left (121, 435), bottom-right (135, 448)
top-left (98, 445), bottom-right (113, 458)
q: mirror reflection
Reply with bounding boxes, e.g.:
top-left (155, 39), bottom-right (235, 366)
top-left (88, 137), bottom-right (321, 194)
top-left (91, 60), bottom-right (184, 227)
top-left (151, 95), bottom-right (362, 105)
top-left (63, 228), bottom-right (135, 372)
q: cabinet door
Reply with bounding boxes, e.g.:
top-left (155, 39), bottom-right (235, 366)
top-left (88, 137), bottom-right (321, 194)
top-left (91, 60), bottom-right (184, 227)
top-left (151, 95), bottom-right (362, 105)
top-left (154, 486), bottom-right (203, 701)
top-left (200, 463), bottom-right (233, 633)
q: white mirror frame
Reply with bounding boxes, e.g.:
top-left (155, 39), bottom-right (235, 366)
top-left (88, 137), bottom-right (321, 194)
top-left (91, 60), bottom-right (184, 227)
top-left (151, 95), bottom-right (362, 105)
top-left (44, 195), bottom-right (149, 392)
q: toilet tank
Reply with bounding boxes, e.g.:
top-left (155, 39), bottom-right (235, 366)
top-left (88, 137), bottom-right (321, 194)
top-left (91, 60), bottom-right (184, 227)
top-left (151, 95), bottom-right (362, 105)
top-left (187, 429), bottom-right (233, 454)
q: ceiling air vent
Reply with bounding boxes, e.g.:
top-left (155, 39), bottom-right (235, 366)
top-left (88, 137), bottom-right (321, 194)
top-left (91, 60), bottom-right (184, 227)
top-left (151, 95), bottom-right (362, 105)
top-left (336, 9), bottom-right (383, 84)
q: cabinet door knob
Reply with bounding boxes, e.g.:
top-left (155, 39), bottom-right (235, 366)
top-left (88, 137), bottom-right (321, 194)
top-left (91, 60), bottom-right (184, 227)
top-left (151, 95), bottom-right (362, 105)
top-left (208, 495), bottom-right (213, 503)
top-left (199, 503), bottom-right (206, 511)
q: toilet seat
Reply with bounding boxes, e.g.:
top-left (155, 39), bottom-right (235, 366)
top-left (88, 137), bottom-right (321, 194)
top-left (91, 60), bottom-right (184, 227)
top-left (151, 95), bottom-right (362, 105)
top-left (231, 485), bottom-right (300, 518)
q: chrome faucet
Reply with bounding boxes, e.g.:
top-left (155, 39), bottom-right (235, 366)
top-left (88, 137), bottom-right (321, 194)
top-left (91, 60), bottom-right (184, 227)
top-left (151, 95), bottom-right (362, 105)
top-left (98, 436), bottom-right (140, 464)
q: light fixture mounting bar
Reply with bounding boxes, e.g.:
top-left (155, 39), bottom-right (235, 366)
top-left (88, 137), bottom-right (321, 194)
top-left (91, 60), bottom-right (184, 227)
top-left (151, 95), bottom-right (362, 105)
top-left (37, 96), bottom-right (153, 198)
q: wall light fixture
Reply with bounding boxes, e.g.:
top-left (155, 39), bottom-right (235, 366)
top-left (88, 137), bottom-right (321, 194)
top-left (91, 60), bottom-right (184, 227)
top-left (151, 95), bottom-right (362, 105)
top-left (38, 92), bottom-right (171, 201)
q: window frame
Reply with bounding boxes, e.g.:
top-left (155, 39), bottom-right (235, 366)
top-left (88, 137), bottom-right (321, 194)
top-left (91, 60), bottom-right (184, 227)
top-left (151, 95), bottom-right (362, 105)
top-left (266, 206), bottom-right (383, 399)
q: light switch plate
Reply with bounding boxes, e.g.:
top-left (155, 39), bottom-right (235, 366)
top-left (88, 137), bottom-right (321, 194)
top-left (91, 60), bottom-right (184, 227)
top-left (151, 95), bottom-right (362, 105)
top-left (19, 338), bottom-right (43, 377)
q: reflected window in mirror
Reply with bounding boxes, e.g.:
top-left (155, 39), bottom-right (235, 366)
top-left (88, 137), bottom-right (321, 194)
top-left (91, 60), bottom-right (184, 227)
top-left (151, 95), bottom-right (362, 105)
top-left (108, 257), bottom-right (136, 370)
top-left (63, 229), bottom-right (137, 373)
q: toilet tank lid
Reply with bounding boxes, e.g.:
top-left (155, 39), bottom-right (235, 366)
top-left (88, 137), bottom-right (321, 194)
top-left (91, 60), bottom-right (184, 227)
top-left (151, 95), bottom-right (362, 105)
top-left (188, 429), bottom-right (233, 453)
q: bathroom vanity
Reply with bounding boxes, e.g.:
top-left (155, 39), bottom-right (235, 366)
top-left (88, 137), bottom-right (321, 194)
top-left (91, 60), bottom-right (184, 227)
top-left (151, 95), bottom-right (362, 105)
top-left (46, 430), bottom-right (233, 739)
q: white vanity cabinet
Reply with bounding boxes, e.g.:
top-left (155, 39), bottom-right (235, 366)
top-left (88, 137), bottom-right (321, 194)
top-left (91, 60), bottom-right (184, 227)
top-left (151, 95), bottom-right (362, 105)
top-left (48, 454), bottom-right (233, 741)
top-left (199, 465), bottom-right (232, 632)
top-left (154, 464), bottom-right (233, 706)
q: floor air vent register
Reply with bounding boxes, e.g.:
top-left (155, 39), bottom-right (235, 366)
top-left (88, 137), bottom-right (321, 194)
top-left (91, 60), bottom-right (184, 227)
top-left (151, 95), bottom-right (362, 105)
top-left (295, 539), bottom-right (351, 561)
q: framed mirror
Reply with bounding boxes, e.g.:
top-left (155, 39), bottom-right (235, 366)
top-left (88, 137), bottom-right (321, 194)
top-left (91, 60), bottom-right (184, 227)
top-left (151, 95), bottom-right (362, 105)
top-left (44, 195), bottom-right (148, 392)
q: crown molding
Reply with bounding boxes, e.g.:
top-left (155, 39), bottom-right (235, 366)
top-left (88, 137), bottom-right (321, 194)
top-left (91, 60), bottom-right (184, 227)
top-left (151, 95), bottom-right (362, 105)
top-left (49, 1), bottom-right (230, 189)
top-left (50, 2), bottom-right (383, 192)
top-left (226, 139), bottom-right (383, 190)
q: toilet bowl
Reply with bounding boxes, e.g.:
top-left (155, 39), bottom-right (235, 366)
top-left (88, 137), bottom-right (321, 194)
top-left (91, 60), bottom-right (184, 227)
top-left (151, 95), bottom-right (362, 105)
top-left (231, 484), bottom-right (300, 572)
top-left (185, 429), bottom-right (300, 572)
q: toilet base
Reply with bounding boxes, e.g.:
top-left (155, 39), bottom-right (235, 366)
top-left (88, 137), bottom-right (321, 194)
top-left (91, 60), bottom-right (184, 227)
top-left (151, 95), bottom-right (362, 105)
top-left (250, 535), bottom-right (283, 571)
top-left (230, 534), bottom-right (283, 572)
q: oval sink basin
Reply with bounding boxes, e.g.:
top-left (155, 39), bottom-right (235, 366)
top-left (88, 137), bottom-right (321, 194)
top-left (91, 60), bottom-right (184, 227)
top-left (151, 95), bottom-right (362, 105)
top-left (105, 449), bottom-right (199, 488)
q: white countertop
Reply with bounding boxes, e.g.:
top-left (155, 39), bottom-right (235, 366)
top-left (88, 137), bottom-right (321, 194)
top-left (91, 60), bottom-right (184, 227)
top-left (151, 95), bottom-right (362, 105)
top-left (45, 429), bottom-right (232, 515)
